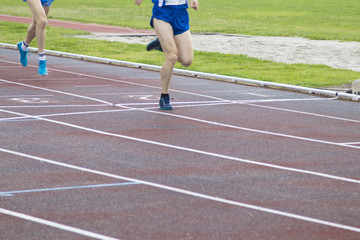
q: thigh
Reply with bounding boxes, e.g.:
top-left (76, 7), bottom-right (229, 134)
top-left (43, 6), bottom-right (51, 16)
top-left (174, 30), bottom-right (193, 65)
top-left (153, 18), bottom-right (177, 54)
top-left (26, 0), bottom-right (47, 21)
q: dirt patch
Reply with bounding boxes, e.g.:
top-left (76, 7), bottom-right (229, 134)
top-left (72, 33), bottom-right (360, 73)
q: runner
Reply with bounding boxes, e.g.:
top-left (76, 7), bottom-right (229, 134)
top-left (135, 0), bottom-right (199, 110)
top-left (17, 0), bottom-right (54, 76)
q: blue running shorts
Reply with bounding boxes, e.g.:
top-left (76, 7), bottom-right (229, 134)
top-left (23, 0), bottom-right (54, 7)
top-left (151, 5), bottom-right (189, 36)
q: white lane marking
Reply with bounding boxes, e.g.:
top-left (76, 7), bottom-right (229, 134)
top-left (0, 78), bottom-right (113, 106)
top-left (0, 104), bottom-right (109, 109)
top-left (18, 78), bottom-right (88, 81)
top-left (0, 108), bottom-right (138, 122)
top-left (74, 85), bottom-right (111, 88)
top-left (2, 59), bottom-right (358, 124)
top-left (0, 95), bottom-right (53, 98)
top-left (0, 98), bottom-right (334, 121)
top-left (248, 103), bottom-right (360, 124)
top-left (245, 92), bottom-right (269, 97)
top-left (174, 82), bottom-right (209, 85)
top-left (137, 107), bottom-right (360, 150)
top-left (1, 62), bottom-right (359, 179)
top-left (4, 78), bottom-right (354, 153)
top-left (91, 92), bottom-right (157, 96)
top-left (343, 142), bottom-right (360, 145)
top-left (341, 142), bottom-right (360, 145)
top-left (0, 208), bottom-right (121, 240)
top-left (0, 182), bottom-right (141, 197)
top-left (1, 148), bottom-right (359, 233)
top-left (1, 108), bottom-right (359, 184)
top-left (10, 97), bottom-right (49, 104)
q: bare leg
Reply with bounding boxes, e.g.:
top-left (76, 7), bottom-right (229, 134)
top-left (153, 18), bottom-right (178, 94)
top-left (25, 0), bottom-right (50, 53)
top-left (174, 30), bottom-right (194, 67)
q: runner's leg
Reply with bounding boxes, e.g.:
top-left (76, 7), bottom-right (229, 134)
top-left (25, 0), bottom-right (49, 53)
top-left (153, 18), bottom-right (178, 94)
top-left (174, 30), bottom-right (193, 67)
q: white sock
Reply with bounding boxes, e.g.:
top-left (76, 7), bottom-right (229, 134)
top-left (21, 41), bottom-right (29, 51)
top-left (38, 53), bottom-right (46, 61)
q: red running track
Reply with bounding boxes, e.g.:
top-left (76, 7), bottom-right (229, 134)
top-left (0, 47), bottom-right (360, 240)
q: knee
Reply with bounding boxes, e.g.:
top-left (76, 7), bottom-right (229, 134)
top-left (165, 51), bottom-right (178, 65)
top-left (36, 17), bottom-right (47, 29)
top-left (181, 58), bottom-right (193, 67)
top-left (178, 52), bottom-right (194, 67)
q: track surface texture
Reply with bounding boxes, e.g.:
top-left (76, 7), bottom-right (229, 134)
top-left (0, 47), bottom-right (360, 240)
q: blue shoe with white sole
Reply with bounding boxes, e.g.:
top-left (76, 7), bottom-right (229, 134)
top-left (38, 60), bottom-right (48, 76)
top-left (17, 42), bottom-right (28, 67)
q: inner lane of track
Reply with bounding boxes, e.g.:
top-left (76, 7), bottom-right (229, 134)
top-left (1, 47), bottom-right (359, 239)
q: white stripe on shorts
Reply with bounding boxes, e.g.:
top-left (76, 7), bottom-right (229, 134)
top-left (164, 0), bottom-right (187, 6)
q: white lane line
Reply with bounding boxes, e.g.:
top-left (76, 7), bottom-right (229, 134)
top-left (248, 103), bottom-right (360, 124)
top-left (341, 142), bottom-right (360, 145)
top-left (0, 78), bottom-right (113, 106)
top-left (138, 107), bottom-right (360, 150)
top-left (174, 82), bottom-right (209, 85)
top-left (5, 58), bottom-right (358, 124)
top-left (3, 77), bottom-right (353, 152)
top-left (0, 98), bottom-right (334, 121)
top-left (18, 78), bottom-right (88, 81)
top-left (0, 95), bottom-right (53, 98)
top-left (0, 108), bottom-right (138, 122)
top-left (91, 92), bottom-right (157, 96)
top-left (1, 76), bottom-right (347, 132)
top-left (1, 147), bottom-right (359, 233)
top-left (0, 59), bottom-right (163, 93)
top-left (0, 208), bottom-right (121, 240)
top-left (74, 85), bottom-right (111, 88)
top-left (2, 59), bottom-right (358, 124)
top-left (0, 182), bottom-right (141, 197)
top-left (0, 98), bottom-right (337, 123)
top-left (1, 108), bottom-right (359, 184)
top-left (1, 62), bottom-right (358, 171)
top-left (244, 92), bottom-right (269, 97)
top-left (0, 104), bottom-right (109, 109)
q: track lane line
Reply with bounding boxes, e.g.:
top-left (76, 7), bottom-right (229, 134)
top-left (0, 182), bottom-right (141, 197)
top-left (1, 147), bottom-right (359, 233)
top-left (0, 208), bottom-right (121, 240)
top-left (1, 77), bottom-right (359, 150)
top-left (248, 103), bottom-right (360, 124)
top-left (1, 107), bottom-right (359, 184)
top-left (2, 58), bottom-right (359, 124)
top-left (136, 107), bottom-right (360, 150)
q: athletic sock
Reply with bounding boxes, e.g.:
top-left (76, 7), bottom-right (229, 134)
top-left (38, 52), bottom-right (46, 61)
top-left (161, 93), bottom-right (169, 99)
top-left (21, 41), bottom-right (29, 51)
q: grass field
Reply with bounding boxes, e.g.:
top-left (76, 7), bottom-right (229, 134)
top-left (0, 0), bottom-right (359, 88)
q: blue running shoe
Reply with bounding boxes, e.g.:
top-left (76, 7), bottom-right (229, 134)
top-left (38, 60), bottom-right (48, 76)
top-left (146, 38), bottom-right (163, 52)
top-left (159, 95), bottom-right (173, 110)
top-left (17, 42), bottom-right (28, 67)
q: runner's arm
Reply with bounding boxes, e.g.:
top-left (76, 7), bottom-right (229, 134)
top-left (190, 0), bottom-right (199, 10)
top-left (135, 0), bottom-right (143, 6)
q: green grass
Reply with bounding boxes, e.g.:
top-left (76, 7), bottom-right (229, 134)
top-left (0, 0), bottom-right (359, 88)
top-left (2, 0), bottom-right (360, 41)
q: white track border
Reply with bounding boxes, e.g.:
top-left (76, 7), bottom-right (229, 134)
top-left (1, 43), bottom-right (358, 101)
